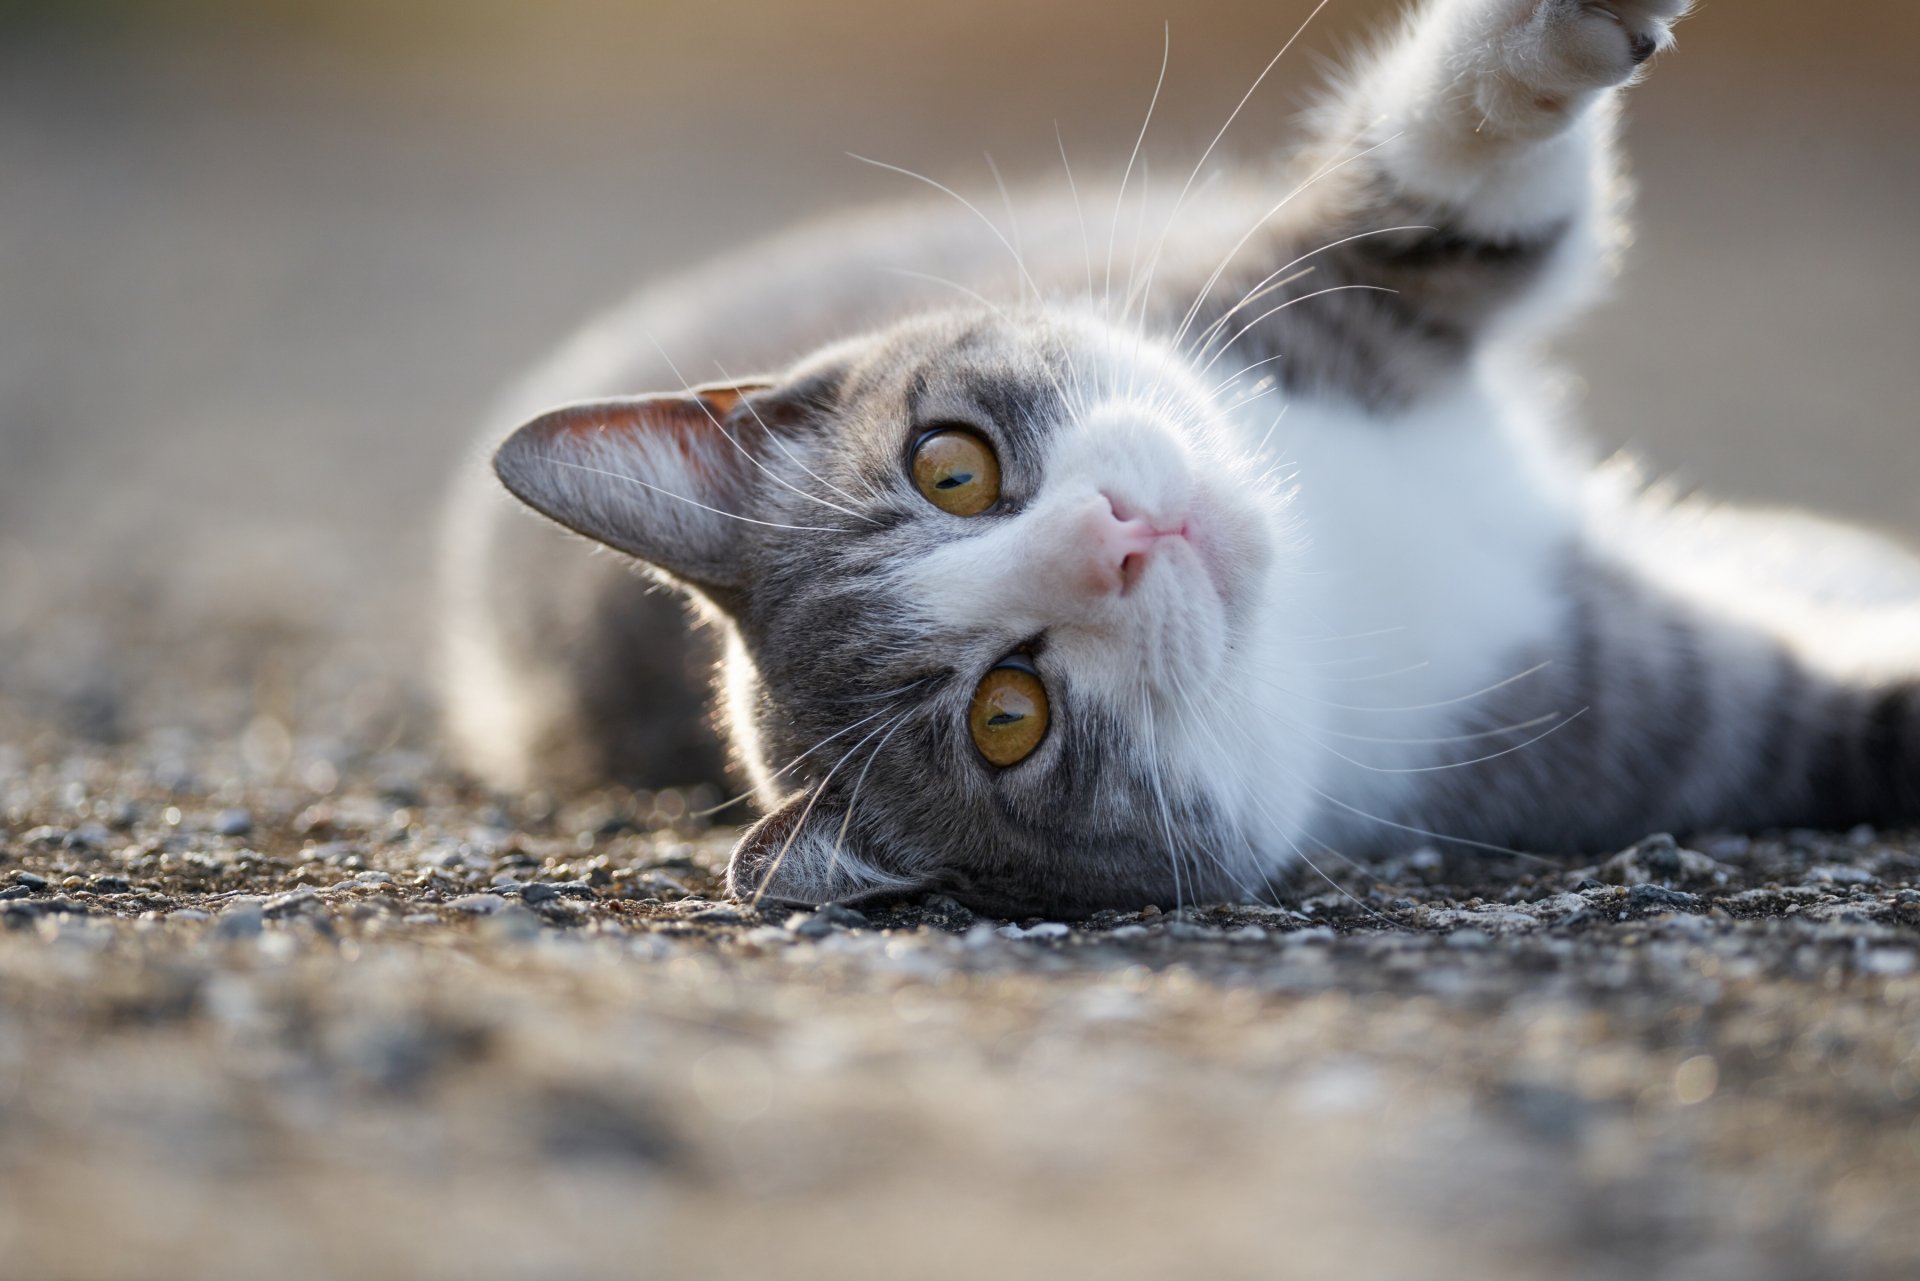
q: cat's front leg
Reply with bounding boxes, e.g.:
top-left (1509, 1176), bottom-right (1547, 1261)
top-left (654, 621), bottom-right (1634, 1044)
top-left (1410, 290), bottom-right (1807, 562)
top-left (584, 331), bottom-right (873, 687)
top-left (1213, 0), bottom-right (1693, 408)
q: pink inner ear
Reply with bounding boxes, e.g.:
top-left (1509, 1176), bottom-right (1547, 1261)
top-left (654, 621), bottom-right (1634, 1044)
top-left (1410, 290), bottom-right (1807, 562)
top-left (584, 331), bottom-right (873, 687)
top-left (540, 384), bottom-right (773, 484)
top-left (695, 385), bottom-right (756, 419)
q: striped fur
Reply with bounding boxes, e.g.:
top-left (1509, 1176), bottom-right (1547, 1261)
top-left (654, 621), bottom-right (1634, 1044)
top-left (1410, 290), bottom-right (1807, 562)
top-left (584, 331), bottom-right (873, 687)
top-left (441, 0), bottom-right (1920, 914)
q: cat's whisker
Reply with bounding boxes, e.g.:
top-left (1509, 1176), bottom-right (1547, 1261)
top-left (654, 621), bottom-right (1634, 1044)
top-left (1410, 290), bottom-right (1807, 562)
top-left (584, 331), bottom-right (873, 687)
top-left (1314, 660), bottom-right (1433, 685)
top-left (745, 778), bottom-right (829, 911)
top-left (1279, 707), bottom-right (1588, 776)
top-left (710, 356), bottom-right (875, 513)
top-left (1054, 121), bottom-right (1096, 310)
top-left (1107, 22), bottom-right (1170, 320)
top-left (1309, 712), bottom-right (1563, 747)
top-left (1193, 284), bottom-right (1402, 379)
top-left (1164, 669), bottom-right (1283, 906)
top-left (1139, 686), bottom-right (1188, 913)
top-left (691, 684), bottom-right (929, 819)
top-left (1189, 655), bottom-right (1557, 872)
top-left (1222, 384), bottom-right (1283, 415)
top-left (1301, 784), bottom-right (1559, 866)
top-left (880, 268), bottom-right (1015, 321)
top-left (1181, 676), bottom-right (1401, 924)
top-left (984, 151), bottom-right (1026, 305)
top-left (1169, 130), bottom-right (1405, 355)
top-left (748, 703), bottom-right (917, 909)
top-left (833, 706), bottom-right (917, 855)
top-left (532, 457), bottom-right (855, 534)
top-left (1218, 402), bottom-right (1293, 473)
top-left (1211, 353), bottom-right (1289, 398)
top-left (1300, 652), bottom-right (1402, 669)
top-left (1240, 659), bottom-right (1555, 715)
top-left (848, 152), bottom-right (1048, 309)
top-left (1122, 151), bottom-right (1154, 338)
top-left (1189, 226), bottom-right (1437, 360)
top-left (1284, 623), bottom-right (1411, 646)
top-left (1126, 0), bottom-right (1337, 341)
top-left (885, 266), bottom-right (1086, 435)
top-left (1189, 267), bottom-right (1316, 357)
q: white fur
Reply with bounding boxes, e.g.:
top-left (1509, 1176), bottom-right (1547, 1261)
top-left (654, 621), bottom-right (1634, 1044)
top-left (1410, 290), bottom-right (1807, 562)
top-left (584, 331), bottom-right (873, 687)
top-left (1247, 367), bottom-right (1583, 850)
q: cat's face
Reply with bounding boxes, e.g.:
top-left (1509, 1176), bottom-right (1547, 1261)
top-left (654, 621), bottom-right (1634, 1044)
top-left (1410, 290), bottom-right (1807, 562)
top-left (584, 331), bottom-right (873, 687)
top-left (496, 308), bottom-right (1307, 915)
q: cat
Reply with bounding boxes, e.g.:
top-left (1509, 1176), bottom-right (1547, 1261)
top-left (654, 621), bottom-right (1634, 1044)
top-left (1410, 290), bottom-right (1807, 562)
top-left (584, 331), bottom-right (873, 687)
top-left (440, 0), bottom-right (1920, 916)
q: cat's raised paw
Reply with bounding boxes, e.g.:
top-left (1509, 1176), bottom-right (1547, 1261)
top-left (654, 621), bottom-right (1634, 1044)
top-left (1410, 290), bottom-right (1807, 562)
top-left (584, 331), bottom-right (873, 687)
top-left (1505, 0), bottom-right (1692, 92)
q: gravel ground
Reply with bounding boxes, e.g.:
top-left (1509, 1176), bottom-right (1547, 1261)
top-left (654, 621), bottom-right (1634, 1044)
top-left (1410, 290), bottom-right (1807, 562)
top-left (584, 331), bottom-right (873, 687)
top-left (4, 703), bottom-right (1919, 1280)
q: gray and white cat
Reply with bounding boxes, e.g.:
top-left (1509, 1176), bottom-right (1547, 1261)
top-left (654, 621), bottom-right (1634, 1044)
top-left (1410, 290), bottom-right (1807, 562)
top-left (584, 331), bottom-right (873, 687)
top-left (441, 0), bottom-right (1920, 915)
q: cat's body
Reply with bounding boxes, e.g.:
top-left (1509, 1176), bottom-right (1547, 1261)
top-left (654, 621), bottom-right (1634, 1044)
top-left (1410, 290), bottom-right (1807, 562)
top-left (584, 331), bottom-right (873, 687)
top-left (442, 0), bottom-right (1920, 914)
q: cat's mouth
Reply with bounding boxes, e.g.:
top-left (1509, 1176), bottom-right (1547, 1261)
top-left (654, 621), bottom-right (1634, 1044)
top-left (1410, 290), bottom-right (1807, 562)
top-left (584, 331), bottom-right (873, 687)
top-left (1176, 510), bottom-right (1232, 604)
top-left (1115, 522), bottom-right (1194, 596)
top-left (1101, 490), bottom-right (1235, 608)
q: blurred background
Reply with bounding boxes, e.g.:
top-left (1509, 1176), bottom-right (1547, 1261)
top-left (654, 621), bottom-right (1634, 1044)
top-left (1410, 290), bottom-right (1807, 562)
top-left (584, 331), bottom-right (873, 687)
top-left (2, 0), bottom-right (1917, 748)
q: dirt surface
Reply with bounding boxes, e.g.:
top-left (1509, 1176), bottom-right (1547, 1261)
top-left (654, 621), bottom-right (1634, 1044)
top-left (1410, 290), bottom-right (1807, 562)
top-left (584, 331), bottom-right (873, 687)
top-left (4, 711), bottom-right (1920, 1280)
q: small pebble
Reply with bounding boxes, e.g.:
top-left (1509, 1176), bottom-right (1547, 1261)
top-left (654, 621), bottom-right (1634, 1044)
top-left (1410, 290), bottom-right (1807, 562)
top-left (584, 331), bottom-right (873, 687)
top-left (214, 900), bottom-right (265, 940)
top-left (451, 893), bottom-right (509, 916)
top-left (788, 911), bottom-right (835, 939)
top-left (482, 904), bottom-right (543, 942)
top-left (1626, 884), bottom-right (1698, 912)
top-left (212, 808), bottom-right (254, 837)
top-left (1000, 921), bottom-right (1071, 941)
top-left (265, 889), bottom-right (323, 919)
top-left (67, 823), bottom-right (112, 851)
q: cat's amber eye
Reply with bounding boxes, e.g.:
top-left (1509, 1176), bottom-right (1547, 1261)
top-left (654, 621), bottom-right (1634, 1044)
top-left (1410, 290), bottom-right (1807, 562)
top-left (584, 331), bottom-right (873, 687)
top-left (911, 429), bottom-right (1001, 516)
top-left (969, 662), bottom-right (1049, 767)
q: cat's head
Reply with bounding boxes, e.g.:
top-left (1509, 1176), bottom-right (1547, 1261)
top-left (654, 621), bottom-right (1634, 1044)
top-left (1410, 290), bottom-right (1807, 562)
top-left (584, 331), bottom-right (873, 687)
top-left (494, 307), bottom-right (1310, 915)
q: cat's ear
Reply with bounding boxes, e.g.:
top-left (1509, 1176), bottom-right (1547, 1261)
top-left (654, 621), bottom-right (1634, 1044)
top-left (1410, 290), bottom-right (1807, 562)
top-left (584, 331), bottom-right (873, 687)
top-left (492, 379), bottom-right (778, 592)
top-left (725, 790), bottom-right (931, 908)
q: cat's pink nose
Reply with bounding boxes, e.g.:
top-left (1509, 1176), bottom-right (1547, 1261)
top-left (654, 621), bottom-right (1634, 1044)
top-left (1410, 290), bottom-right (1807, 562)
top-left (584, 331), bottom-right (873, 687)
top-left (1078, 493), bottom-right (1186, 597)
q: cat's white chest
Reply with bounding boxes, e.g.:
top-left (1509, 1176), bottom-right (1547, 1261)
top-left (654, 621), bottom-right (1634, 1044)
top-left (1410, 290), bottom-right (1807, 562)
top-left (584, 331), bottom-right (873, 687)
top-left (1232, 378), bottom-right (1584, 839)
